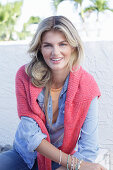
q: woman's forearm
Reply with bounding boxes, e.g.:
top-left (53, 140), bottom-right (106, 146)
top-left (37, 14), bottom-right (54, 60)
top-left (36, 139), bottom-right (69, 168)
top-left (36, 139), bottom-right (107, 170)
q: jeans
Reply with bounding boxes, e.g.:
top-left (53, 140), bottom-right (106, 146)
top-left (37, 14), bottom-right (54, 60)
top-left (0, 148), bottom-right (61, 170)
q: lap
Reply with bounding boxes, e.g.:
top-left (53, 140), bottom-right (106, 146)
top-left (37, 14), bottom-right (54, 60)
top-left (0, 148), bottom-right (61, 170)
top-left (0, 148), bottom-right (37, 170)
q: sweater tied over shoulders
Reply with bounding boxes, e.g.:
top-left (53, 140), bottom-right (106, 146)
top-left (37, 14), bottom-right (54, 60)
top-left (15, 65), bottom-right (101, 170)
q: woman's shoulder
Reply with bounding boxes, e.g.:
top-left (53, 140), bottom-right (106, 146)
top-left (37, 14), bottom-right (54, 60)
top-left (71, 66), bottom-right (97, 84)
top-left (71, 66), bottom-right (101, 100)
top-left (80, 67), bottom-right (98, 86)
top-left (80, 67), bottom-right (101, 99)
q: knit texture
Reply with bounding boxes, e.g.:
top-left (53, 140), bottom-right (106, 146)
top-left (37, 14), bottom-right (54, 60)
top-left (15, 65), bottom-right (101, 170)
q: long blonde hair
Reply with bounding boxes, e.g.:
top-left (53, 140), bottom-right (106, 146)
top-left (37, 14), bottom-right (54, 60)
top-left (27, 15), bottom-right (84, 117)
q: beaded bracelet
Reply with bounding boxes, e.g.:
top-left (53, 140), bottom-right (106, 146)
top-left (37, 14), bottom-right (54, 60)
top-left (74, 157), bottom-right (78, 170)
top-left (71, 156), bottom-right (74, 170)
top-left (75, 161), bottom-right (78, 170)
top-left (67, 154), bottom-right (70, 170)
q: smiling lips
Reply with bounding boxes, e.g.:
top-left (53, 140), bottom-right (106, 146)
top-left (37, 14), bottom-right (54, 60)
top-left (51, 57), bottom-right (63, 63)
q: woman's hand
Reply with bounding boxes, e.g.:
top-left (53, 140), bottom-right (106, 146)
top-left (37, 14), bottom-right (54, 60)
top-left (55, 161), bottom-right (107, 170)
top-left (80, 161), bottom-right (107, 170)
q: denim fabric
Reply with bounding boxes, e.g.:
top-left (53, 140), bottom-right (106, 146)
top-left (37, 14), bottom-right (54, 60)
top-left (0, 148), bottom-right (61, 170)
top-left (37, 74), bottom-right (69, 148)
top-left (0, 148), bottom-right (37, 170)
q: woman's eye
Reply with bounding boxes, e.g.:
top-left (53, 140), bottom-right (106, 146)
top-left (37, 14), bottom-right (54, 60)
top-left (44, 45), bottom-right (50, 47)
top-left (43, 44), bottom-right (52, 47)
top-left (60, 43), bottom-right (67, 46)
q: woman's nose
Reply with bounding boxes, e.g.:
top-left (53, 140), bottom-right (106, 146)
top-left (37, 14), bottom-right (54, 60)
top-left (52, 46), bottom-right (60, 56)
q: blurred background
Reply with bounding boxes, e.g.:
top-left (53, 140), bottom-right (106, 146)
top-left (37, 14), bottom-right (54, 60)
top-left (0, 0), bottom-right (113, 169)
top-left (0, 0), bottom-right (113, 42)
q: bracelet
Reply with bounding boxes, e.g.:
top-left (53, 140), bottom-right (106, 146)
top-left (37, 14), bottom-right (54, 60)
top-left (71, 156), bottom-right (74, 170)
top-left (74, 157), bottom-right (78, 170)
top-left (59, 150), bottom-right (62, 165)
top-left (78, 160), bottom-right (83, 170)
top-left (75, 163), bottom-right (78, 170)
top-left (67, 154), bottom-right (70, 170)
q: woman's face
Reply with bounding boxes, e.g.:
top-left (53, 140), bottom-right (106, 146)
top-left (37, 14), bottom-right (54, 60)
top-left (41, 30), bottom-right (74, 73)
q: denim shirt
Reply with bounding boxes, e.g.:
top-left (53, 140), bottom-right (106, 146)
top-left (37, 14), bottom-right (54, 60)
top-left (13, 75), bottom-right (99, 169)
top-left (37, 75), bottom-right (69, 148)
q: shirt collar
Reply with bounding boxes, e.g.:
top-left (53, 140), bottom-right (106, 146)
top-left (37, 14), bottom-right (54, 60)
top-left (37, 74), bottom-right (70, 102)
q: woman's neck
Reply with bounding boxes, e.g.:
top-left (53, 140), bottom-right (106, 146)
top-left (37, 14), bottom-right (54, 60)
top-left (51, 68), bottom-right (70, 89)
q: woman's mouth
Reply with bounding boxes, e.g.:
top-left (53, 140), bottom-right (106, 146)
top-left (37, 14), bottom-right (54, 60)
top-left (51, 58), bottom-right (63, 63)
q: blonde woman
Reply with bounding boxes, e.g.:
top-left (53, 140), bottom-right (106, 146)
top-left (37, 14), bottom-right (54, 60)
top-left (0, 16), bottom-right (106, 170)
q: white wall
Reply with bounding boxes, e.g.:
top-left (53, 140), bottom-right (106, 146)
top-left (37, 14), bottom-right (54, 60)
top-left (0, 41), bottom-right (113, 168)
top-left (0, 42), bottom-right (30, 146)
top-left (83, 41), bottom-right (113, 169)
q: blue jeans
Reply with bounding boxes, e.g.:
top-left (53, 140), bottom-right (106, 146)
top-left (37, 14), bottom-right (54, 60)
top-left (0, 148), bottom-right (61, 170)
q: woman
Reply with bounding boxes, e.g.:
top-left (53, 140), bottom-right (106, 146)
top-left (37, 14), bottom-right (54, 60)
top-left (0, 16), bottom-right (106, 170)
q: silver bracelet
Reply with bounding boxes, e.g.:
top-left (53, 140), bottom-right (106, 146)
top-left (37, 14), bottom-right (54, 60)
top-left (75, 163), bottom-right (78, 170)
top-left (78, 160), bottom-right (83, 169)
top-left (71, 156), bottom-right (74, 170)
top-left (74, 157), bottom-right (78, 170)
top-left (59, 150), bottom-right (62, 165)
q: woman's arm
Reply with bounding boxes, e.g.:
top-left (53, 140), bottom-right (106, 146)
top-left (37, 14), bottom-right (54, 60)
top-left (74, 97), bottom-right (99, 162)
top-left (36, 97), bottom-right (107, 170)
top-left (36, 139), bottom-right (107, 170)
top-left (13, 116), bottom-right (47, 169)
top-left (36, 139), bottom-right (69, 168)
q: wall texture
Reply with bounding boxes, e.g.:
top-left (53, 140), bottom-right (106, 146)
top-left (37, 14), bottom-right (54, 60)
top-left (0, 41), bottom-right (113, 168)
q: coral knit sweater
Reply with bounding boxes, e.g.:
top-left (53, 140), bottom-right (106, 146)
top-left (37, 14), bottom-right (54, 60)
top-left (15, 65), bottom-right (101, 170)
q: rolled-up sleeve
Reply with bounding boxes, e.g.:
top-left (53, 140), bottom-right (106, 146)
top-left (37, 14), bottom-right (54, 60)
top-left (15, 116), bottom-right (47, 152)
top-left (74, 97), bottom-right (99, 162)
top-left (14, 116), bottom-right (47, 169)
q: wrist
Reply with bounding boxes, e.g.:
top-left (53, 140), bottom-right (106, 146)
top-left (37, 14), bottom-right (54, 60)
top-left (78, 160), bottom-right (83, 169)
top-left (68, 156), bottom-right (83, 170)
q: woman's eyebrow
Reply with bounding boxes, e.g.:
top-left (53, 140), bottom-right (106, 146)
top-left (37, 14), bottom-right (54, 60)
top-left (42, 42), bottom-right (52, 45)
top-left (42, 41), bottom-right (68, 44)
top-left (59, 41), bottom-right (68, 43)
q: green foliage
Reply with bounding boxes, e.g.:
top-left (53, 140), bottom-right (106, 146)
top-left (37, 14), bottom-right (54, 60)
top-left (16, 30), bottom-right (32, 40)
top-left (53, 0), bottom-right (64, 10)
top-left (17, 16), bottom-right (41, 40)
top-left (72, 0), bottom-right (84, 6)
top-left (0, 1), bottom-right (23, 41)
top-left (84, 0), bottom-right (113, 21)
top-left (24, 16), bottom-right (41, 29)
top-left (26, 16), bottom-right (41, 25)
top-left (52, 0), bottom-right (113, 23)
top-left (71, 0), bottom-right (85, 22)
top-left (90, 0), bottom-right (108, 11)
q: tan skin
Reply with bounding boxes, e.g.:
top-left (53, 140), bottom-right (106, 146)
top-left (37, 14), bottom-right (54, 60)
top-left (35, 30), bottom-right (107, 170)
top-left (41, 30), bottom-right (73, 89)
